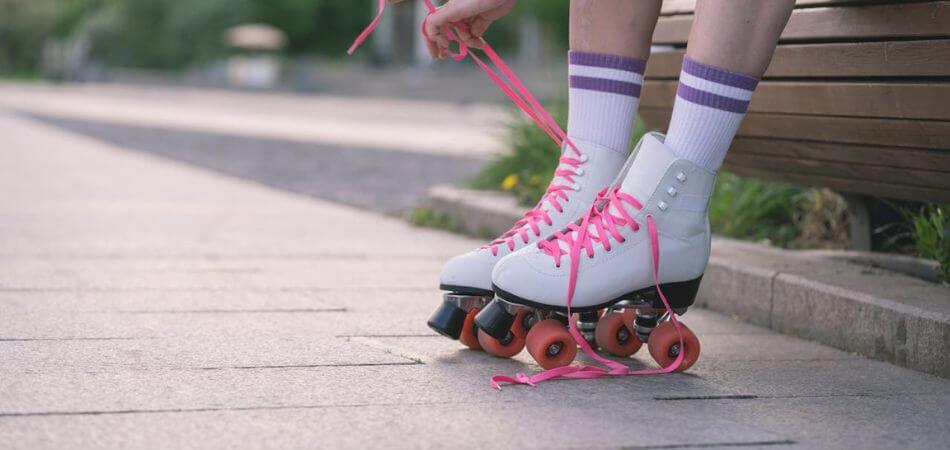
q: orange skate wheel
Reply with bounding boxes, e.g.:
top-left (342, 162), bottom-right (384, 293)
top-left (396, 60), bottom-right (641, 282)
top-left (526, 319), bottom-right (578, 369)
top-left (647, 321), bottom-right (700, 372)
top-left (458, 308), bottom-right (482, 351)
top-left (477, 309), bottom-right (528, 358)
top-left (622, 308), bottom-right (637, 324)
top-left (595, 312), bottom-right (642, 357)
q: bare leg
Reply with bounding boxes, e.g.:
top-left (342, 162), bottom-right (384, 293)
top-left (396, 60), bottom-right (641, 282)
top-left (687, 0), bottom-right (795, 77)
top-left (570, 0), bottom-right (662, 60)
top-left (567, 0), bottom-right (662, 153)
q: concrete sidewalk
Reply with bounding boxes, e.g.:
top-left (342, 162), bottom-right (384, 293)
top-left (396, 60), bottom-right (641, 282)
top-left (1, 111), bottom-right (949, 449)
top-left (0, 82), bottom-right (507, 158)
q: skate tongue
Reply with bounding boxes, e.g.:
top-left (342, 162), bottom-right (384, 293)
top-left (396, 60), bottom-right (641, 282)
top-left (547, 133), bottom-right (675, 254)
top-left (617, 133), bottom-right (677, 203)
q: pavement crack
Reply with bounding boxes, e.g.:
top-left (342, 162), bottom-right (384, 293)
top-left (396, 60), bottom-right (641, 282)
top-left (653, 395), bottom-right (758, 401)
top-left (0, 400), bottom-right (494, 419)
top-left (622, 440), bottom-right (795, 449)
top-left (196, 362), bottom-right (420, 371)
top-left (0, 337), bottom-right (148, 342)
top-left (335, 333), bottom-right (437, 338)
top-left (85, 308), bottom-right (348, 314)
top-left (346, 336), bottom-right (428, 365)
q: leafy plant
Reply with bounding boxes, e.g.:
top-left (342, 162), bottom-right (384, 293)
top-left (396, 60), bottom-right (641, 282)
top-left (901, 204), bottom-right (950, 282)
top-left (408, 207), bottom-right (464, 234)
top-left (707, 172), bottom-right (804, 247)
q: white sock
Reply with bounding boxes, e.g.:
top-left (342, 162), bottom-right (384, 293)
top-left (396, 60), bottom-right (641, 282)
top-left (567, 50), bottom-right (646, 154)
top-left (665, 56), bottom-right (760, 172)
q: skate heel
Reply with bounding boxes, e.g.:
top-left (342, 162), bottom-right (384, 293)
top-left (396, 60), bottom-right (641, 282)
top-left (428, 293), bottom-right (491, 341)
top-left (473, 299), bottom-right (516, 340)
top-left (428, 300), bottom-right (468, 340)
top-left (650, 276), bottom-right (703, 310)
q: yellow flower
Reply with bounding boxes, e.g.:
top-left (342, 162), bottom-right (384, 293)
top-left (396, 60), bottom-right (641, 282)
top-left (501, 174), bottom-right (518, 191)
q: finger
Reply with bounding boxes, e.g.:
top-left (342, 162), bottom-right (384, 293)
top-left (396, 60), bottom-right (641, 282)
top-left (428, 1), bottom-right (489, 27)
top-left (425, 38), bottom-right (440, 58)
top-left (469, 16), bottom-right (492, 37)
top-left (455, 21), bottom-right (475, 43)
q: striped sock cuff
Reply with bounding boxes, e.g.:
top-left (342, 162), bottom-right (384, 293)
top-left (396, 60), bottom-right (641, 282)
top-left (676, 56), bottom-right (759, 113)
top-left (568, 50), bottom-right (646, 98)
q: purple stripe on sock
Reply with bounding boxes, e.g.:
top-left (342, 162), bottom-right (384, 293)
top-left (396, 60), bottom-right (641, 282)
top-left (676, 84), bottom-right (749, 113)
top-left (569, 50), bottom-right (646, 74)
top-left (569, 76), bottom-right (642, 97)
top-left (681, 56), bottom-right (758, 91)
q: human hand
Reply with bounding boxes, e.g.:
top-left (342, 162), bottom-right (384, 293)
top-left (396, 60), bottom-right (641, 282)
top-left (422, 0), bottom-right (517, 58)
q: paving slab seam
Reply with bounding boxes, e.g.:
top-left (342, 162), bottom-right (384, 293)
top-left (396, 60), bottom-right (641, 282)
top-left (0, 337), bottom-right (154, 342)
top-left (86, 308), bottom-right (348, 314)
top-left (620, 440), bottom-right (797, 449)
top-left (0, 400), bottom-right (514, 419)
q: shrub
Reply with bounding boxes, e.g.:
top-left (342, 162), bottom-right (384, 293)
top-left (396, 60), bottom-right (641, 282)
top-left (903, 204), bottom-right (950, 282)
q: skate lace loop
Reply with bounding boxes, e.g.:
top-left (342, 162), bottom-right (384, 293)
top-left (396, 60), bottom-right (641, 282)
top-left (483, 156), bottom-right (584, 256)
top-left (349, 0), bottom-right (687, 390)
top-left (539, 187), bottom-right (642, 266)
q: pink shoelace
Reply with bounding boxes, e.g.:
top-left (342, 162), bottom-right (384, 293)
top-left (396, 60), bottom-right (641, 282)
top-left (349, 0), bottom-right (585, 258)
top-left (349, 0), bottom-right (686, 389)
top-left (482, 155), bottom-right (584, 256)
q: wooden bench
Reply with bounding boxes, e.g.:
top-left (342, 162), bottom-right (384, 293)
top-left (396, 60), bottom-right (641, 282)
top-left (639, 0), bottom-right (950, 211)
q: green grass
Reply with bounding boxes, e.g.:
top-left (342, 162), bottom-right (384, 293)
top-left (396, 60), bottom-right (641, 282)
top-left (707, 172), bottom-right (805, 247)
top-left (408, 207), bottom-right (496, 240)
top-left (901, 204), bottom-right (950, 282)
top-left (408, 207), bottom-right (464, 234)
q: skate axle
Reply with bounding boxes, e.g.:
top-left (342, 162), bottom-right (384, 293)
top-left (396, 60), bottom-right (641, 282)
top-left (442, 293), bottom-right (492, 311)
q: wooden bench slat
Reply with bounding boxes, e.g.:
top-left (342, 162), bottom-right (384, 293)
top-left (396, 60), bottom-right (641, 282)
top-left (730, 138), bottom-right (950, 172)
top-left (660, 0), bottom-right (907, 16)
top-left (724, 165), bottom-right (950, 203)
top-left (653, 1), bottom-right (950, 44)
top-left (639, 109), bottom-right (950, 150)
top-left (725, 152), bottom-right (950, 189)
top-left (645, 40), bottom-right (950, 79)
top-left (641, 81), bottom-right (950, 120)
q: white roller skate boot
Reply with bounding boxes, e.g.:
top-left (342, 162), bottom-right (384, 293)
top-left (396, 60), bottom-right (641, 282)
top-left (476, 132), bottom-right (713, 371)
top-left (428, 138), bottom-right (628, 356)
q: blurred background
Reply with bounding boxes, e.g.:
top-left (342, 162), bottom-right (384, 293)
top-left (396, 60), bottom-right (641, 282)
top-left (1, 0), bottom-right (946, 281)
top-left (0, 0), bottom-right (567, 91)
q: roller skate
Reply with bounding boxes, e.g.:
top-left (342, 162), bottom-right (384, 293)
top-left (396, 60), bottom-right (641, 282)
top-left (476, 132), bottom-right (713, 372)
top-left (428, 138), bottom-right (628, 356)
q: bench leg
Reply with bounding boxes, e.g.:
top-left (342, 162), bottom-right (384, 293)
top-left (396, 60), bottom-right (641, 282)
top-left (842, 193), bottom-right (872, 251)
